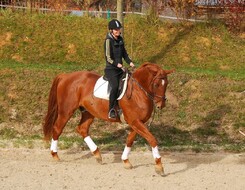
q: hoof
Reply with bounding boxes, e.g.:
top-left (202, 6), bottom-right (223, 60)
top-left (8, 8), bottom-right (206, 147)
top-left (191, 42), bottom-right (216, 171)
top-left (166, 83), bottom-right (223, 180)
top-left (95, 155), bottom-right (102, 164)
top-left (155, 157), bottom-right (165, 176)
top-left (51, 151), bottom-right (60, 161)
top-left (123, 159), bottom-right (133, 169)
top-left (93, 148), bottom-right (102, 164)
top-left (155, 165), bottom-right (165, 176)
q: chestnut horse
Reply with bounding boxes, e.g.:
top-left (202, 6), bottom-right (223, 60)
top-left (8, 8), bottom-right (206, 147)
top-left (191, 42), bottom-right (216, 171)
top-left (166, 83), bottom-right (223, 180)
top-left (43, 62), bottom-right (173, 175)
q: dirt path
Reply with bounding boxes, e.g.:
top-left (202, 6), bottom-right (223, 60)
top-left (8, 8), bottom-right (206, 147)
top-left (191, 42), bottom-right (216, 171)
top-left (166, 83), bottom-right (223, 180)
top-left (0, 148), bottom-right (244, 190)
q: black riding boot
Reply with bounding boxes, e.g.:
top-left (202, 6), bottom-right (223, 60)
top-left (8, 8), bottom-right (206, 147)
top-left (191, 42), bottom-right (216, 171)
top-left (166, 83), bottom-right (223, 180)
top-left (108, 108), bottom-right (116, 119)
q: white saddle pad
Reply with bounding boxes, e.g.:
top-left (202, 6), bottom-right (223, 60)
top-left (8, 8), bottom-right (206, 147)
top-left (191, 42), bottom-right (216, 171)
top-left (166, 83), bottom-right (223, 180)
top-left (93, 73), bottom-right (128, 100)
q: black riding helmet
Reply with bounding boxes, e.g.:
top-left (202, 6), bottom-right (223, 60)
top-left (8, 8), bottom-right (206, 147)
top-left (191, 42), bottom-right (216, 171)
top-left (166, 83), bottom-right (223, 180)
top-left (108, 19), bottom-right (122, 30)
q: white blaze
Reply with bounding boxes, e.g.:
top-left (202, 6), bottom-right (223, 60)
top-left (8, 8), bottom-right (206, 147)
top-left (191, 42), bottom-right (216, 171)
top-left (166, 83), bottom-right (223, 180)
top-left (162, 79), bottom-right (165, 86)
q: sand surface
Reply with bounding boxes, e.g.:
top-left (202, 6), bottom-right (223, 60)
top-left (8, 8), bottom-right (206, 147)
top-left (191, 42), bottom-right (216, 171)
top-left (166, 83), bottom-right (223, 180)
top-left (0, 148), bottom-right (244, 190)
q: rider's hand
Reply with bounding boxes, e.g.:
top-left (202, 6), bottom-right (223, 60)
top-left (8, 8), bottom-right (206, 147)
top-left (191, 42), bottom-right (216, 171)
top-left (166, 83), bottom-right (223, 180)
top-left (117, 63), bottom-right (123, 68)
top-left (129, 62), bottom-right (135, 68)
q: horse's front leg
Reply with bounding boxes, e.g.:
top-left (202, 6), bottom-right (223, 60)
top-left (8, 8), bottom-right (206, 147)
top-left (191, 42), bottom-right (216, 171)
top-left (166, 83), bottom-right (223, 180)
top-left (122, 129), bottom-right (137, 169)
top-left (130, 119), bottom-right (164, 176)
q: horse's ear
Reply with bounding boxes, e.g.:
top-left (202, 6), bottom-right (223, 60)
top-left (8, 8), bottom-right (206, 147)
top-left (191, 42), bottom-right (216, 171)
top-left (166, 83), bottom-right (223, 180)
top-left (164, 69), bottom-right (175, 75)
top-left (146, 64), bottom-right (159, 75)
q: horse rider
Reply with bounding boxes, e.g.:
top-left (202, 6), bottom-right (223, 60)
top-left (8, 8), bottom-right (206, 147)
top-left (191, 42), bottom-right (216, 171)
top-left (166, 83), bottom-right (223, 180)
top-left (104, 19), bottom-right (135, 119)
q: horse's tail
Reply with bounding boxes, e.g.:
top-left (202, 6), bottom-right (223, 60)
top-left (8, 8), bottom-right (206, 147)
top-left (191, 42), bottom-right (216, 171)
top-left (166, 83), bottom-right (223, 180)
top-left (43, 75), bottom-right (61, 141)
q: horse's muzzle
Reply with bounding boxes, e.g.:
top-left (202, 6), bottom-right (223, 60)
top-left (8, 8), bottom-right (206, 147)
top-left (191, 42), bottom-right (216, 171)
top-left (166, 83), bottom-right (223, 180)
top-left (155, 96), bottom-right (167, 109)
top-left (156, 102), bottom-right (165, 109)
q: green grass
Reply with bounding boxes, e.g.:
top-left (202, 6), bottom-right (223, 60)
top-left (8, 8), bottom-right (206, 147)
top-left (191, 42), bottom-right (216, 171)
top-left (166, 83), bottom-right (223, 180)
top-left (0, 128), bottom-right (18, 139)
top-left (1, 11), bottom-right (244, 73)
top-left (177, 67), bottom-right (245, 80)
top-left (0, 11), bottom-right (245, 152)
top-left (0, 59), bottom-right (97, 72)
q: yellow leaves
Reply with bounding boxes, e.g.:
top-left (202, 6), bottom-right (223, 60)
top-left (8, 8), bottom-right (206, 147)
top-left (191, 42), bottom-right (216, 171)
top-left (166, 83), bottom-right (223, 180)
top-left (219, 65), bottom-right (231, 71)
top-left (157, 28), bottom-right (168, 41)
top-left (196, 37), bottom-right (211, 47)
top-left (239, 32), bottom-right (245, 39)
top-left (185, 79), bottom-right (202, 99)
top-left (12, 54), bottom-right (23, 62)
top-left (67, 43), bottom-right (76, 55)
top-left (0, 32), bottom-right (12, 48)
top-left (182, 54), bottom-right (191, 62)
top-left (212, 36), bottom-right (222, 44)
top-left (65, 43), bottom-right (77, 61)
top-left (7, 83), bottom-right (18, 101)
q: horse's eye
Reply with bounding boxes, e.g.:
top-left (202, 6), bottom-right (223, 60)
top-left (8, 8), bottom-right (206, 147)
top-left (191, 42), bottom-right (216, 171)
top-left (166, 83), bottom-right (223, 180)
top-left (154, 83), bottom-right (159, 88)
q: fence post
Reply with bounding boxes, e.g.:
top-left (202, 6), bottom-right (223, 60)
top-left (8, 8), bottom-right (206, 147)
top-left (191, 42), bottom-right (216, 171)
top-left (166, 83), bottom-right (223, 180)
top-left (27, 0), bottom-right (31, 13)
top-left (107, 9), bottom-right (111, 20)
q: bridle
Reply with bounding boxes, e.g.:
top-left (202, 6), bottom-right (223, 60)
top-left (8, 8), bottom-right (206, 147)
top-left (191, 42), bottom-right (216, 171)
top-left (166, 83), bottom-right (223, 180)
top-left (151, 75), bottom-right (168, 104)
top-left (129, 73), bottom-right (167, 105)
top-left (126, 70), bottom-right (168, 127)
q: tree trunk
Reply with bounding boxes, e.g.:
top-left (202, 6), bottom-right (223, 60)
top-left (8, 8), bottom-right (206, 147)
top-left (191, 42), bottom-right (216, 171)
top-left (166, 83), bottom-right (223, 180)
top-left (117, 0), bottom-right (124, 36)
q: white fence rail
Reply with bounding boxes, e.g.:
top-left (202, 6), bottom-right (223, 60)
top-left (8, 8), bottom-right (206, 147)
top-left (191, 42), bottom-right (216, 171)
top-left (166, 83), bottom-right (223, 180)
top-left (0, 0), bottom-right (244, 22)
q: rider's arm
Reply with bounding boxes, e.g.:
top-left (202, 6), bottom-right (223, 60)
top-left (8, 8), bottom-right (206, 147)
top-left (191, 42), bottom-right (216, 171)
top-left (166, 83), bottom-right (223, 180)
top-left (105, 39), bottom-right (117, 67)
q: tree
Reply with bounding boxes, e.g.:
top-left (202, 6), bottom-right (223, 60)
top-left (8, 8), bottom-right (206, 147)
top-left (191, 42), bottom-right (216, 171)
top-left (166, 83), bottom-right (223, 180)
top-left (117, 0), bottom-right (124, 36)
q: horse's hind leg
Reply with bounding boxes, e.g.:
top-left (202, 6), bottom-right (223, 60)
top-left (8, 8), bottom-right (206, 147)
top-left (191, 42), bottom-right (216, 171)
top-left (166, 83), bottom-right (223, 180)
top-left (76, 111), bottom-right (102, 164)
top-left (51, 114), bottom-right (72, 161)
top-left (122, 129), bottom-right (137, 169)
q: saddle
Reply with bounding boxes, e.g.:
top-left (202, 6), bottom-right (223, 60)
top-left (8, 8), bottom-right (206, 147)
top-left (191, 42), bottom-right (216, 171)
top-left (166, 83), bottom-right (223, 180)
top-left (93, 71), bottom-right (128, 100)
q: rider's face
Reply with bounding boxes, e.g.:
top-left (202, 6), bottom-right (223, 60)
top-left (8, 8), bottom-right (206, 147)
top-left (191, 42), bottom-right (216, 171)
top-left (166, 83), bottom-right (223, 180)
top-left (112, 28), bottom-right (121, 37)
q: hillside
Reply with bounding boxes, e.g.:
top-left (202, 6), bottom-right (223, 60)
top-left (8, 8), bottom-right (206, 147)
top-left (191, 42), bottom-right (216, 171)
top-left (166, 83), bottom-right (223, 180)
top-left (0, 10), bottom-right (244, 152)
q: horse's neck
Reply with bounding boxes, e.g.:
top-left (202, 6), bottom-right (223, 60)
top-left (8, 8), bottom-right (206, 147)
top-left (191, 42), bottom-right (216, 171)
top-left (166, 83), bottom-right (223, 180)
top-left (132, 69), bottom-right (152, 93)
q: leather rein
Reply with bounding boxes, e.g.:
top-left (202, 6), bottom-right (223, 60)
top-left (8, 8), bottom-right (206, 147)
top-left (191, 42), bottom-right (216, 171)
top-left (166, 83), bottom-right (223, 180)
top-left (129, 73), bottom-right (167, 105)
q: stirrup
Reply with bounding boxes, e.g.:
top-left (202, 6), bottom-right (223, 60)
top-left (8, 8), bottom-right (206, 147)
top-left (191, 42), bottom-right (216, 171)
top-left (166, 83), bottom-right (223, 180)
top-left (108, 109), bottom-right (117, 119)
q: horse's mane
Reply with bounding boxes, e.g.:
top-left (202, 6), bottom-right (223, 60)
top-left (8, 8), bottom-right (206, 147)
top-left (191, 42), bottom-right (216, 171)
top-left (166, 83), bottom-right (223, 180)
top-left (138, 62), bottom-right (162, 71)
top-left (134, 62), bottom-right (162, 77)
top-left (139, 62), bottom-right (158, 68)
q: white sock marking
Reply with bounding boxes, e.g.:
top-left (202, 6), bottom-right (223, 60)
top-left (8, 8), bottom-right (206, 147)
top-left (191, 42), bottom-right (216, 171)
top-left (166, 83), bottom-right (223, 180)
top-left (152, 146), bottom-right (161, 159)
top-left (121, 146), bottom-right (131, 160)
top-left (84, 136), bottom-right (97, 152)
top-left (50, 139), bottom-right (58, 152)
